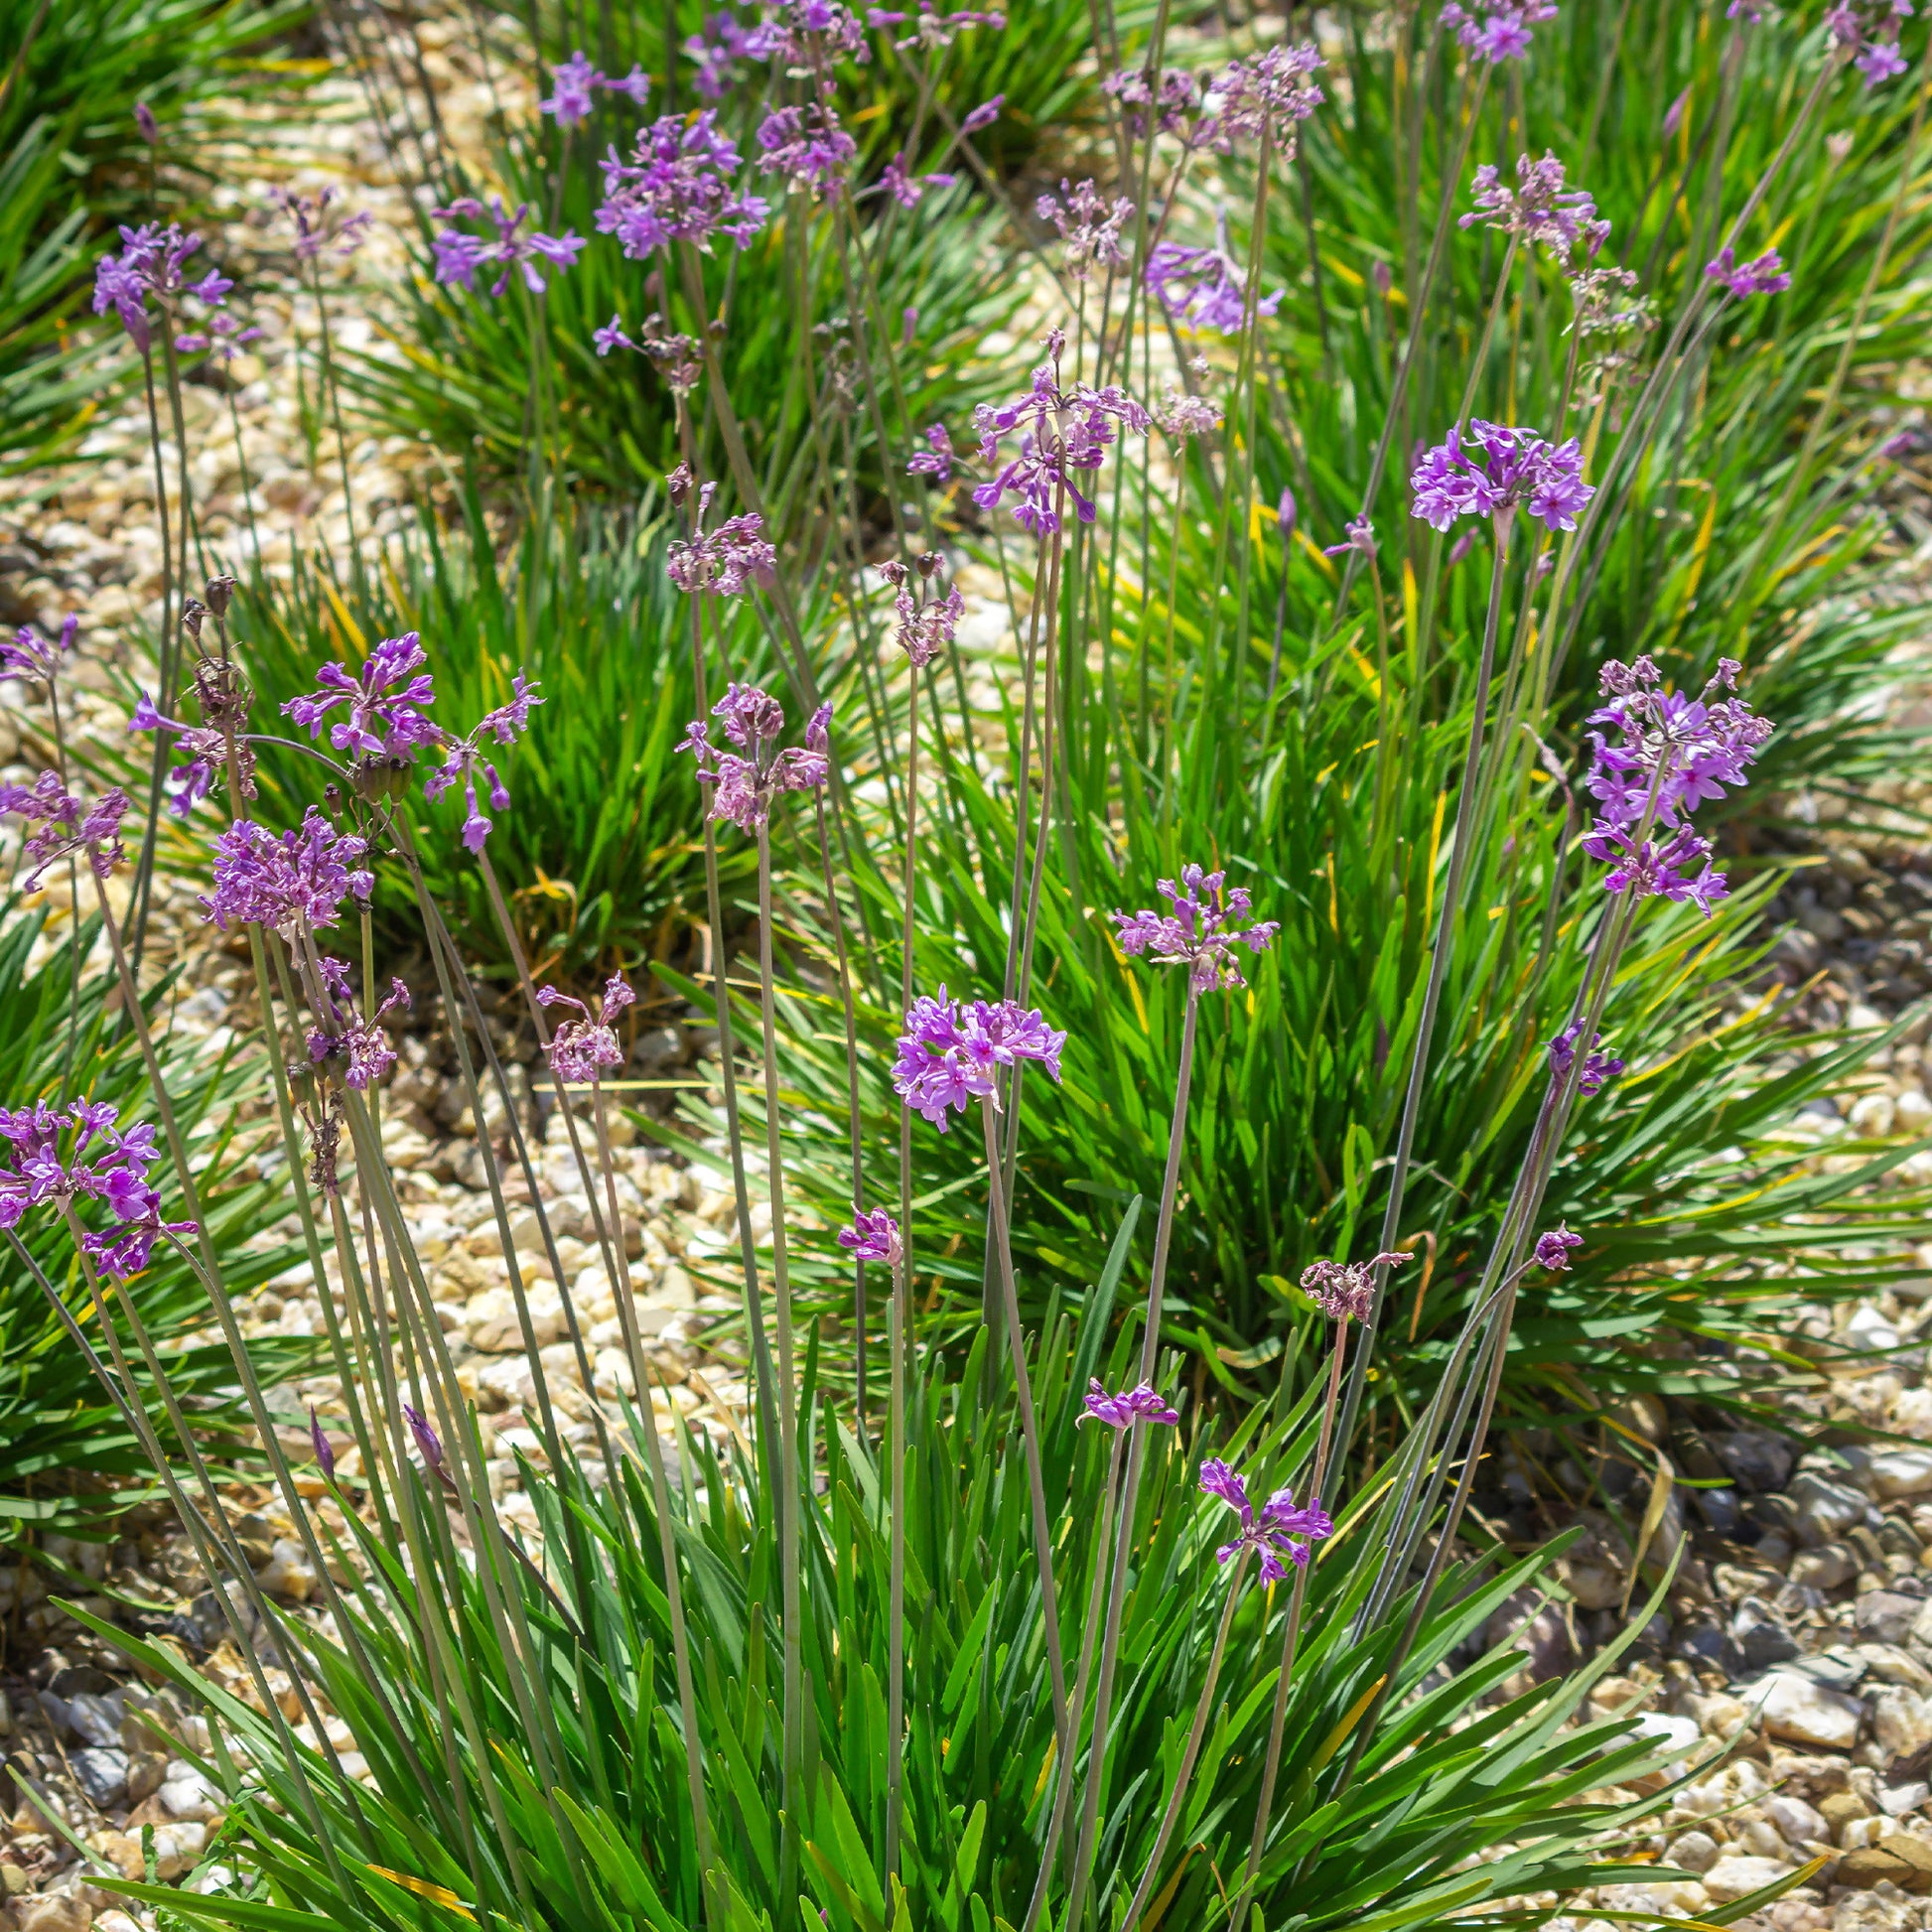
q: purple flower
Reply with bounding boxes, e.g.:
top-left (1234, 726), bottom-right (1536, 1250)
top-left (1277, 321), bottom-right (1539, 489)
top-left (838, 1208), bottom-right (903, 1268)
top-left (1111, 863), bottom-right (1279, 994)
top-left (130, 688), bottom-right (257, 819)
top-left (2, 615), bottom-right (76, 688)
top-left (1827, 3), bottom-right (1913, 86)
top-left (1080, 1378), bottom-right (1179, 1429)
top-left (1534, 1224), bottom-right (1584, 1271)
top-left (594, 311), bottom-right (703, 392)
top-left (1198, 1459), bottom-right (1332, 1584)
top-left (1159, 387), bottom-right (1223, 440)
top-left (892, 989), bottom-right (1066, 1131)
top-left (877, 554), bottom-right (962, 667)
top-left (960, 94), bottom-right (1004, 134)
top-left (1037, 179), bottom-right (1135, 280)
top-left (906, 422), bottom-right (955, 484)
top-left (1410, 420), bottom-right (1594, 534)
top-left (0, 772), bottom-right (128, 891)
top-left (175, 309), bottom-right (263, 363)
top-left (421, 670), bottom-right (544, 853)
top-left (881, 152), bottom-right (957, 207)
top-left (307, 970), bottom-right (411, 1090)
top-left (678, 686), bottom-right (829, 835)
top-left (597, 111), bottom-right (769, 255)
top-left (0, 1099), bottom-right (190, 1279)
top-left (685, 13), bottom-right (755, 96)
top-left (542, 51), bottom-right (604, 127)
top-left (666, 473), bottom-right (778, 596)
top-left (1549, 1022), bottom-right (1624, 1097)
top-left (1704, 245), bottom-right (1792, 297)
top-left (1440, 0), bottom-right (1558, 62)
top-left (972, 332), bottom-right (1151, 534)
top-left (1146, 233), bottom-right (1283, 336)
top-left (201, 810), bottom-right (373, 937)
top-left (92, 221), bottom-right (221, 353)
top-left (1462, 152), bottom-right (1608, 260)
top-left (1301, 1251), bottom-right (1411, 1324)
top-left (1102, 66), bottom-right (1204, 141)
top-left (1199, 42), bottom-right (1324, 151)
top-left (273, 186), bottom-right (375, 262)
top-left (749, 0), bottom-right (872, 64)
top-left (310, 1407), bottom-right (337, 1480)
top-left (536, 975), bottom-right (634, 1085)
top-left (1323, 514), bottom-right (1377, 559)
top-left (135, 102), bottom-right (158, 145)
top-left (283, 631), bottom-right (440, 760)
top-left (1585, 655), bottom-right (1773, 832)
top-left (431, 197), bottom-right (585, 297)
top-left (874, 4), bottom-right (1005, 49)
top-left (758, 97), bottom-right (858, 196)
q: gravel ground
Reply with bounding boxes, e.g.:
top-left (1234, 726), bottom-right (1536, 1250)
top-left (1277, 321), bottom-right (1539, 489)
top-left (3, 12), bottom-right (1932, 1932)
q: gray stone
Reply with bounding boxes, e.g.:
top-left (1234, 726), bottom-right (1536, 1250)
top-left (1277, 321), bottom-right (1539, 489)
top-left (1669, 1830), bottom-right (1722, 1873)
top-left (1755, 1670), bottom-right (1865, 1748)
top-left (71, 1742), bottom-right (129, 1808)
top-left (1734, 1596), bottom-right (1801, 1669)
top-left (1872, 1449), bottom-right (1932, 1500)
top-left (1789, 1469), bottom-right (1867, 1545)
top-left (64, 1690), bottom-right (122, 1748)
top-left (1716, 1429), bottom-right (1794, 1492)
top-left (1861, 1591), bottom-right (1926, 1646)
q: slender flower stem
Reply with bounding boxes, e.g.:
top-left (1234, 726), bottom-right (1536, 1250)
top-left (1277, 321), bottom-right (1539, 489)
top-left (1332, 507), bottom-right (1515, 1478)
top-left (755, 816), bottom-right (806, 1914)
top-left (1120, 1549), bottom-right (1252, 1932)
top-left (1066, 987), bottom-right (1200, 1931)
top-left (979, 1099), bottom-right (1069, 1742)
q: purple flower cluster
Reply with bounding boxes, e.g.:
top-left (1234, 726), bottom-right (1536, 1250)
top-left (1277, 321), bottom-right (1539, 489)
top-left (838, 1207), bottom-right (903, 1268)
top-left (1549, 1022), bottom-right (1624, 1097)
top-left (307, 958), bottom-right (412, 1091)
top-left (667, 474), bottom-right (779, 597)
top-left (594, 311), bottom-right (703, 393)
top-left (1704, 245), bottom-right (1792, 298)
top-left (1302, 1250), bottom-right (1410, 1324)
top-left (1535, 1224), bottom-right (1585, 1271)
top-left (1036, 179), bottom-right (1135, 280)
top-left (972, 333), bottom-right (1151, 534)
top-left (1324, 513), bottom-right (1377, 560)
top-left (539, 50), bottom-right (651, 128)
top-left (1080, 1379), bottom-right (1179, 1428)
top-left (877, 554), bottom-right (963, 668)
top-left (757, 98), bottom-right (858, 196)
top-left (1826, 2), bottom-right (1913, 86)
top-left (1199, 1459), bottom-right (1332, 1583)
top-left (271, 186), bottom-right (374, 263)
top-left (1440, 0), bottom-right (1558, 62)
top-left (880, 152), bottom-right (957, 207)
top-left (678, 686), bottom-right (831, 835)
top-left (597, 113), bottom-right (770, 256)
top-left (1146, 237), bottom-right (1283, 337)
top-left (93, 222), bottom-right (230, 353)
top-left (0, 1100), bottom-right (192, 1280)
top-left (892, 989), bottom-right (1065, 1130)
top-left (202, 810), bottom-right (372, 937)
top-left (1110, 864), bottom-right (1279, 994)
top-left (1580, 656), bottom-right (1772, 916)
top-left (430, 198), bottom-right (584, 297)
top-left (0, 773), bottom-right (128, 892)
top-left (751, 0), bottom-right (872, 64)
top-left (1101, 65), bottom-right (1205, 142)
top-left (2, 616), bottom-right (75, 688)
top-left (1462, 153), bottom-right (1607, 260)
top-left (1409, 421), bottom-right (1594, 534)
top-left (1158, 387), bottom-right (1223, 441)
top-left (906, 422), bottom-right (955, 485)
top-left (869, 4), bottom-right (1005, 49)
top-left (284, 631), bottom-right (439, 761)
top-left (537, 975), bottom-right (634, 1084)
top-left (423, 671), bottom-right (543, 854)
top-left (130, 688), bottom-right (256, 819)
top-left (1200, 42), bottom-right (1325, 151)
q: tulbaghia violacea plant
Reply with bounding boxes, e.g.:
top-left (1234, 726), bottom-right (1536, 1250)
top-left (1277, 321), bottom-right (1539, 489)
top-left (430, 197), bottom-right (586, 296)
top-left (1036, 177), bottom-right (1135, 280)
top-left (596, 112), bottom-right (771, 256)
top-left (876, 552), bottom-right (963, 667)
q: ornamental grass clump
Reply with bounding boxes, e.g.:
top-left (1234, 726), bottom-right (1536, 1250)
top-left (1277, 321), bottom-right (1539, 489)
top-left (7, 1), bottom-right (1931, 1929)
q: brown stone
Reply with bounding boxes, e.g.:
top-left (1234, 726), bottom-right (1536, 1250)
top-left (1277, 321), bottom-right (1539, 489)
top-left (1822, 1790), bottom-right (1874, 1841)
top-left (1840, 1835), bottom-right (1932, 1893)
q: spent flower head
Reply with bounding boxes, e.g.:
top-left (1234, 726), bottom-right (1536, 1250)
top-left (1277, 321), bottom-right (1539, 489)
top-left (667, 472), bottom-right (779, 596)
top-left (1111, 864), bottom-right (1279, 992)
top-left (876, 552), bottom-right (962, 667)
top-left (678, 687), bottom-right (829, 834)
top-left (892, 989), bottom-right (1065, 1130)
top-left (1410, 420), bottom-right (1594, 533)
top-left (594, 311), bottom-right (703, 392)
top-left (307, 963), bottom-right (412, 1092)
top-left (1301, 1250), bottom-right (1411, 1323)
top-left (1199, 1459), bottom-right (1332, 1583)
top-left (271, 186), bottom-right (374, 262)
top-left (2, 615), bottom-right (76, 689)
top-left (1102, 64), bottom-right (1207, 141)
top-left (1036, 179), bottom-right (1135, 280)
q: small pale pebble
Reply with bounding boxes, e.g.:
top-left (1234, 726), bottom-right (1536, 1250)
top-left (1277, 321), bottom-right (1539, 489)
top-left (1703, 1856), bottom-right (1792, 1903)
top-left (1669, 1830), bottom-right (1722, 1873)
